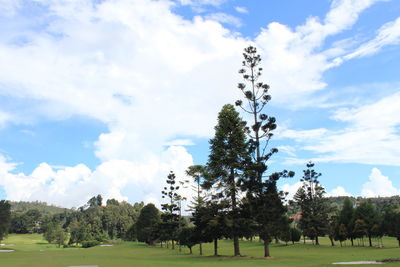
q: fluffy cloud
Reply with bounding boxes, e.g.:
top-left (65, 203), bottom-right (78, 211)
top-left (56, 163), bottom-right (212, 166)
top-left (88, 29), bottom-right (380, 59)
top-left (0, 0), bottom-right (398, 206)
top-left (0, 146), bottom-right (194, 208)
top-left (328, 186), bottom-right (352, 197)
top-left (281, 181), bottom-right (303, 200)
top-left (361, 168), bottom-right (399, 197)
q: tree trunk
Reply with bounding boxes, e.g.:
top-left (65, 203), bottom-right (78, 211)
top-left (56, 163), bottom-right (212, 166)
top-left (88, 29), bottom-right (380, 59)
top-left (264, 239), bottom-right (270, 257)
top-left (160, 241), bottom-right (163, 247)
top-left (233, 236), bottom-right (240, 256)
top-left (230, 168), bottom-right (240, 256)
top-left (397, 238), bottom-right (400, 248)
top-left (274, 236), bottom-right (279, 244)
top-left (351, 237), bottom-right (354, 246)
top-left (166, 241), bottom-right (169, 248)
top-left (368, 235), bottom-right (372, 247)
top-left (214, 238), bottom-right (218, 256)
top-left (199, 243), bottom-right (203, 255)
top-left (189, 247), bottom-right (192, 254)
top-left (315, 235), bottom-right (319, 245)
top-left (303, 235), bottom-right (306, 244)
top-left (329, 236), bottom-right (335, 246)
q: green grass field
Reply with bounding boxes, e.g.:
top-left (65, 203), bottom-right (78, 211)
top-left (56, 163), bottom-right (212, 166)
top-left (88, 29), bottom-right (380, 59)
top-left (1, 234), bottom-right (399, 267)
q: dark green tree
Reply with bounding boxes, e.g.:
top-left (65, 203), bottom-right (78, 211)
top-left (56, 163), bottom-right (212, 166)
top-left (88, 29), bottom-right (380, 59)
top-left (136, 203), bottom-right (160, 245)
top-left (338, 198), bottom-right (355, 245)
top-left (206, 104), bottom-right (250, 256)
top-left (191, 199), bottom-right (227, 256)
top-left (161, 171), bottom-right (182, 249)
top-left (382, 208), bottom-right (400, 247)
top-left (290, 227), bottom-right (302, 244)
top-left (294, 162), bottom-right (329, 245)
top-left (178, 227), bottom-right (197, 254)
top-left (0, 200), bottom-right (11, 242)
top-left (186, 165), bottom-right (208, 255)
top-left (235, 46), bottom-right (294, 257)
top-left (353, 201), bottom-right (381, 247)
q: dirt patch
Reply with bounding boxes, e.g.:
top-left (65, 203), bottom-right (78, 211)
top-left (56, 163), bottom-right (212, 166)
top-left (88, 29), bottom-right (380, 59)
top-left (333, 261), bottom-right (383, 265)
top-left (0, 250), bottom-right (15, 252)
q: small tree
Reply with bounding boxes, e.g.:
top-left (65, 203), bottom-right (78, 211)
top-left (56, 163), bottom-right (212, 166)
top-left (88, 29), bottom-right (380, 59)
top-left (290, 227), bottom-right (301, 244)
top-left (294, 162), bottom-right (329, 245)
top-left (339, 198), bottom-right (355, 246)
top-left (186, 165), bottom-right (207, 255)
top-left (0, 200), bottom-right (11, 243)
top-left (161, 171), bottom-right (182, 249)
top-left (353, 201), bottom-right (381, 247)
top-left (178, 227), bottom-right (197, 254)
top-left (136, 203), bottom-right (160, 245)
top-left (383, 209), bottom-right (400, 247)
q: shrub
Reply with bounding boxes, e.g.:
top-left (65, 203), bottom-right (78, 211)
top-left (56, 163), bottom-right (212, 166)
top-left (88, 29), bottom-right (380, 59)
top-left (82, 240), bottom-right (100, 248)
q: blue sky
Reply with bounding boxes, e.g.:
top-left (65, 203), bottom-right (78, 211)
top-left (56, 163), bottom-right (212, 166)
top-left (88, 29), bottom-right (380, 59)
top-left (0, 0), bottom-right (399, 207)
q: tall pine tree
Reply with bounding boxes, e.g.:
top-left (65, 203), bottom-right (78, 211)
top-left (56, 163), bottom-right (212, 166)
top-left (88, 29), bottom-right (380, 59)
top-left (235, 46), bottom-right (294, 257)
top-left (206, 104), bottom-right (250, 256)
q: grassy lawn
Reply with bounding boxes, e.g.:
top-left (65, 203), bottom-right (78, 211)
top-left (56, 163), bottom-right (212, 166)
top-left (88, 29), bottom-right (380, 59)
top-left (1, 234), bottom-right (399, 267)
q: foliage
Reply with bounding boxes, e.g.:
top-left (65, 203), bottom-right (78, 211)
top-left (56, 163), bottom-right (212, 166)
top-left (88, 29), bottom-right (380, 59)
top-left (160, 171), bottom-right (183, 248)
top-left (353, 201), bottom-right (382, 247)
top-left (81, 240), bottom-right (101, 248)
top-left (178, 227), bottom-right (198, 253)
top-left (290, 227), bottom-right (302, 244)
top-left (294, 162), bottom-right (330, 245)
top-left (205, 104), bottom-right (251, 256)
top-left (136, 203), bottom-right (160, 245)
top-left (235, 46), bottom-right (294, 257)
top-left (0, 200), bottom-right (11, 241)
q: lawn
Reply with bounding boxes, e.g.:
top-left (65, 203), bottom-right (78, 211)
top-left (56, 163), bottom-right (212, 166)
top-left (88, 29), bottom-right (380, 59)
top-left (1, 234), bottom-right (399, 267)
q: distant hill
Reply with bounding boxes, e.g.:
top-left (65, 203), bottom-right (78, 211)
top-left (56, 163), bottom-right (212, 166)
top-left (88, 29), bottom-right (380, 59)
top-left (10, 201), bottom-right (71, 215)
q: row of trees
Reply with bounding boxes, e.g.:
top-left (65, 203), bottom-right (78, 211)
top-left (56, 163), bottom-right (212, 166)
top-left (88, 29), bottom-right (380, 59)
top-left (292, 162), bottom-right (400, 248)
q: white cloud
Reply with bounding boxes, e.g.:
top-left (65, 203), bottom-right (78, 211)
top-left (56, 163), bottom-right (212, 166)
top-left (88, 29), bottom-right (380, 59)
top-left (0, 110), bottom-right (11, 127)
top-left (328, 186), bottom-right (352, 197)
top-left (281, 181), bottom-right (303, 200)
top-left (343, 16), bottom-right (400, 61)
top-left (361, 168), bottom-right (399, 197)
top-left (234, 6), bottom-right (248, 14)
top-left (205, 12), bottom-right (242, 27)
top-left (164, 139), bottom-right (195, 146)
top-left (0, 146), bottom-right (195, 208)
top-left (178, 0), bottom-right (226, 7)
top-left (282, 91), bottom-right (400, 166)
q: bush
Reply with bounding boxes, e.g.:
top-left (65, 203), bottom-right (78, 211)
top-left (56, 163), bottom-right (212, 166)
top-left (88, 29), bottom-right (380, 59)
top-left (82, 240), bottom-right (100, 248)
top-left (290, 227), bottom-right (302, 244)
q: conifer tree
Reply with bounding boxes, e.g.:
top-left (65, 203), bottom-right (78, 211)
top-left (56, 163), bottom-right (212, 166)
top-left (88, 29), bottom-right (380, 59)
top-left (206, 104), bottom-right (250, 256)
top-left (235, 46), bottom-right (294, 257)
top-left (294, 161), bottom-right (329, 245)
top-left (161, 171), bottom-right (182, 249)
top-left (186, 165), bottom-right (207, 255)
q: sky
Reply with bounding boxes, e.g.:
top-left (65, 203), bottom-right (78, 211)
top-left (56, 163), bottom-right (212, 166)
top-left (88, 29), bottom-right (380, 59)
top-left (0, 0), bottom-right (399, 208)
